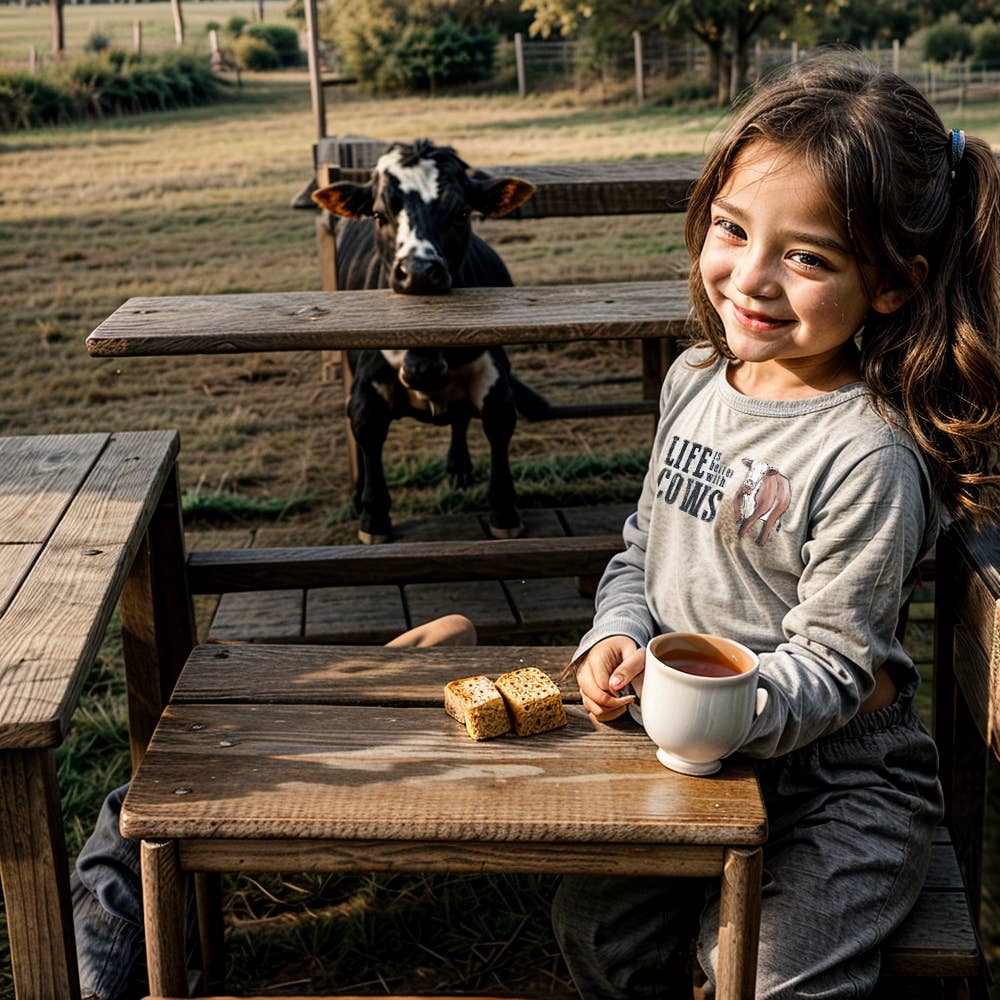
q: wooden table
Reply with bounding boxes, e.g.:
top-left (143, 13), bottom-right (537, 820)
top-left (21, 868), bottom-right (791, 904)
top-left (0, 431), bottom-right (195, 999)
top-left (121, 643), bottom-right (767, 998)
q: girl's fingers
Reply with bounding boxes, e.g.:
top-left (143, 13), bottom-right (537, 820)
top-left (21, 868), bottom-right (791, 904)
top-left (608, 646), bottom-right (647, 692)
top-left (581, 689), bottom-right (635, 722)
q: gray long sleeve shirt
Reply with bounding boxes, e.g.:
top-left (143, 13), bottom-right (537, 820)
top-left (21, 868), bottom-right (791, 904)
top-left (574, 348), bottom-right (940, 759)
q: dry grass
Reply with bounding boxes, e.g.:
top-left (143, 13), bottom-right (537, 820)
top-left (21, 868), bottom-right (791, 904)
top-left (3, 57), bottom-right (1000, 997)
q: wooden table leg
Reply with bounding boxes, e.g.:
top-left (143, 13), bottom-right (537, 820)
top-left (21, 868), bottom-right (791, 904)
top-left (715, 845), bottom-right (763, 1000)
top-left (141, 839), bottom-right (189, 997)
top-left (0, 749), bottom-right (81, 1000)
top-left (121, 463), bottom-right (196, 774)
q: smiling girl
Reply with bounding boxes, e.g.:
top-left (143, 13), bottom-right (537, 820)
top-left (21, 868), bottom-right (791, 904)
top-left (555, 52), bottom-right (999, 999)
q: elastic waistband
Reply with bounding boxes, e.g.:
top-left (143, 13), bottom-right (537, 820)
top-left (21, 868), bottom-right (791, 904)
top-left (822, 695), bottom-right (919, 744)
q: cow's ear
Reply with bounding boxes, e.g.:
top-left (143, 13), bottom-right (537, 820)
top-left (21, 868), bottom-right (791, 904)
top-left (764, 468), bottom-right (779, 477)
top-left (312, 182), bottom-right (375, 218)
top-left (467, 176), bottom-right (536, 218)
top-left (742, 458), bottom-right (752, 467)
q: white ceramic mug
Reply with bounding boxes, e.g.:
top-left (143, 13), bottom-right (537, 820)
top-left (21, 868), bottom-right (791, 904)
top-left (635, 632), bottom-right (768, 776)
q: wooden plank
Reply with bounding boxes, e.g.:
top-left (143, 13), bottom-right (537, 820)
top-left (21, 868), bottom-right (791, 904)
top-left (504, 576), bottom-right (595, 630)
top-left (305, 585), bottom-right (408, 642)
top-left (141, 840), bottom-right (189, 997)
top-left (0, 431), bottom-right (179, 747)
top-left (187, 535), bottom-right (622, 593)
top-left (388, 513), bottom-right (485, 542)
top-left (313, 147), bottom-right (703, 217)
top-left (559, 503), bottom-right (632, 536)
top-left (880, 890), bottom-right (979, 977)
top-left (716, 846), bottom-right (762, 1000)
top-left (0, 749), bottom-right (81, 999)
top-left (121, 703), bottom-right (767, 844)
top-left (0, 543), bottom-right (41, 619)
top-left (404, 580), bottom-right (516, 632)
top-left (85, 281), bottom-right (692, 357)
top-left (170, 644), bottom-right (578, 705)
top-left (208, 590), bottom-right (304, 642)
top-left (179, 837), bottom-right (723, 877)
top-left (0, 433), bottom-right (108, 543)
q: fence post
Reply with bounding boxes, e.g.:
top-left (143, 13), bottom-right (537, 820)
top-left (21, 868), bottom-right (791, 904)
top-left (514, 32), bottom-right (526, 98)
top-left (892, 38), bottom-right (899, 74)
top-left (28, 45), bottom-right (37, 72)
top-left (133, 20), bottom-right (142, 55)
top-left (753, 39), bottom-right (761, 80)
top-left (633, 30), bottom-right (644, 104)
top-left (209, 28), bottom-right (221, 69)
top-left (304, 0), bottom-right (327, 142)
top-left (170, 0), bottom-right (184, 45)
top-left (791, 41), bottom-right (798, 64)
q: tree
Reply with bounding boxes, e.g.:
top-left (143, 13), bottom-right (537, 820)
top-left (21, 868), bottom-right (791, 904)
top-left (523, 0), bottom-right (800, 103)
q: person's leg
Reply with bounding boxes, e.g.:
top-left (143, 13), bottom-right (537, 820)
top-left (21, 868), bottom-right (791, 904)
top-left (697, 699), bottom-right (943, 1000)
top-left (552, 872), bottom-right (706, 999)
top-left (72, 784), bottom-right (144, 1000)
top-left (385, 613), bottom-right (477, 647)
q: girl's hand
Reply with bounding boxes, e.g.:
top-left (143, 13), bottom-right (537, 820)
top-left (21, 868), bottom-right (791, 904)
top-left (575, 635), bottom-right (645, 722)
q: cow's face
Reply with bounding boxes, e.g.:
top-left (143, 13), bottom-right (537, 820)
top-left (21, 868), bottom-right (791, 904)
top-left (740, 459), bottom-right (776, 494)
top-left (312, 140), bottom-right (535, 294)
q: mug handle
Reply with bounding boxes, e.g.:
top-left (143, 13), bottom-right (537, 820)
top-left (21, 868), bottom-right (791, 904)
top-left (755, 687), bottom-right (769, 717)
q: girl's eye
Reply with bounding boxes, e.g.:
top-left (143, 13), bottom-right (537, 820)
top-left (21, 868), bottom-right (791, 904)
top-left (372, 211), bottom-right (388, 225)
top-left (788, 251), bottom-right (827, 270)
top-left (713, 218), bottom-right (746, 241)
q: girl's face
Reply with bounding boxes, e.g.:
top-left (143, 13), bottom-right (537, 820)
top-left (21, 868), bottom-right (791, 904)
top-left (699, 141), bottom-right (888, 392)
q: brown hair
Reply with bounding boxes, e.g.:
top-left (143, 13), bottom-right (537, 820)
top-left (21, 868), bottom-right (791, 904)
top-left (684, 51), bottom-right (1000, 524)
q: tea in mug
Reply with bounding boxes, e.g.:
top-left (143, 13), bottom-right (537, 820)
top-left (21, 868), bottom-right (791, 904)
top-left (665, 650), bottom-right (747, 678)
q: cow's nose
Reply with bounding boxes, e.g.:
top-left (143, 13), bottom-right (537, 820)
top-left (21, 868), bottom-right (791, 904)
top-left (392, 256), bottom-right (451, 294)
top-left (400, 354), bottom-right (450, 391)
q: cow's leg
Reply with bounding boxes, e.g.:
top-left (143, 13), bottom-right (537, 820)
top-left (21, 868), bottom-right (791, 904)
top-left (447, 408), bottom-right (474, 489)
top-left (480, 381), bottom-right (522, 539)
top-left (348, 381), bottom-right (394, 544)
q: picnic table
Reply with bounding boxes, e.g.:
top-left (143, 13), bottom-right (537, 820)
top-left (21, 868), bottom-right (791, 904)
top-left (122, 644), bottom-right (768, 999)
top-left (0, 430), bottom-right (194, 999)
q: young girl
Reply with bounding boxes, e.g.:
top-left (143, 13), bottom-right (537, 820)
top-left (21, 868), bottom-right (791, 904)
top-left (553, 53), bottom-right (999, 999)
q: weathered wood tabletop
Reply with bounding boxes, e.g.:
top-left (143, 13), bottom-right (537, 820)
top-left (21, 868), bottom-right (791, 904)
top-left (124, 643), bottom-right (767, 998)
top-left (0, 430), bottom-right (195, 1000)
top-left (85, 280), bottom-right (692, 357)
top-left (123, 643), bottom-right (767, 846)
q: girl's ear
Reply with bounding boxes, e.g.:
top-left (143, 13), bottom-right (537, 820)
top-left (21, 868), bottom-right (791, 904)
top-left (312, 182), bottom-right (374, 218)
top-left (870, 256), bottom-right (929, 315)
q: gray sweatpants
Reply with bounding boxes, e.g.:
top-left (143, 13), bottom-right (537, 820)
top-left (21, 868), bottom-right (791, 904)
top-left (551, 695), bottom-right (943, 1000)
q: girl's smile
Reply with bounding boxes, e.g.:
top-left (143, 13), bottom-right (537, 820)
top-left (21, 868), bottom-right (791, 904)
top-left (699, 142), bottom-right (902, 398)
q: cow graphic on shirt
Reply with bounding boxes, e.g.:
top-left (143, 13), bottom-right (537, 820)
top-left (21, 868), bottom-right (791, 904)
top-left (734, 459), bottom-right (791, 545)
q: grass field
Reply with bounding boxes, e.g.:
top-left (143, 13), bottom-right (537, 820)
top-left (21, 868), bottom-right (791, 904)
top-left (3, 25), bottom-right (1000, 995)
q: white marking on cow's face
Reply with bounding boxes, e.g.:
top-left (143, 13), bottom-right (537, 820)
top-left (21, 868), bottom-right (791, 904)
top-left (377, 149), bottom-right (439, 203)
top-left (742, 460), bottom-right (771, 493)
top-left (396, 209), bottom-right (440, 262)
top-left (381, 350), bottom-right (406, 369)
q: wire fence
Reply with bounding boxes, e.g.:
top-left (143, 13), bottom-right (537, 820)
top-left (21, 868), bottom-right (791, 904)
top-left (509, 32), bottom-right (1000, 106)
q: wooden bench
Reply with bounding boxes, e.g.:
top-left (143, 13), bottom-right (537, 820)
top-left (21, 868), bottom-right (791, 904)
top-left (0, 431), bottom-right (195, 1000)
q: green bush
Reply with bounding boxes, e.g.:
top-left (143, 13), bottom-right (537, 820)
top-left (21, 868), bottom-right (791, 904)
top-left (329, 0), bottom-right (498, 92)
top-left (923, 19), bottom-right (975, 63)
top-left (246, 23), bottom-right (303, 66)
top-left (0, 52), bottom-right (223, 131)
top-left (84, 29), bottom-right (112, 54)
top-left (973, 22), bottom-right (1000, 65)
top-left (232, 35), bottom-right (281, 70)
top-left (205, 19), bottom-right (221, 33)
top-left (225, 15), bottom-right (249, 38)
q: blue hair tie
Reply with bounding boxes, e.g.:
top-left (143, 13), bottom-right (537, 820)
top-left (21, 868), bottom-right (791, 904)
top-left (949, 128), bottom-right (966, 176)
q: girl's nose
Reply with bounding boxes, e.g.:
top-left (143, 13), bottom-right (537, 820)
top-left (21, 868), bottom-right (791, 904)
top-left (732, 250), bottom-right (780, 298)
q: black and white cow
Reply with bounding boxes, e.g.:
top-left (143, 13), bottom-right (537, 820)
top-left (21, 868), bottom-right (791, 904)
top-left (312, 139), bottom-right (543, 544)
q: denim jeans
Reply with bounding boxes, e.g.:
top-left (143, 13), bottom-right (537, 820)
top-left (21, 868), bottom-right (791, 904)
top-left (72, 784), bottom-right (144, 1000)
